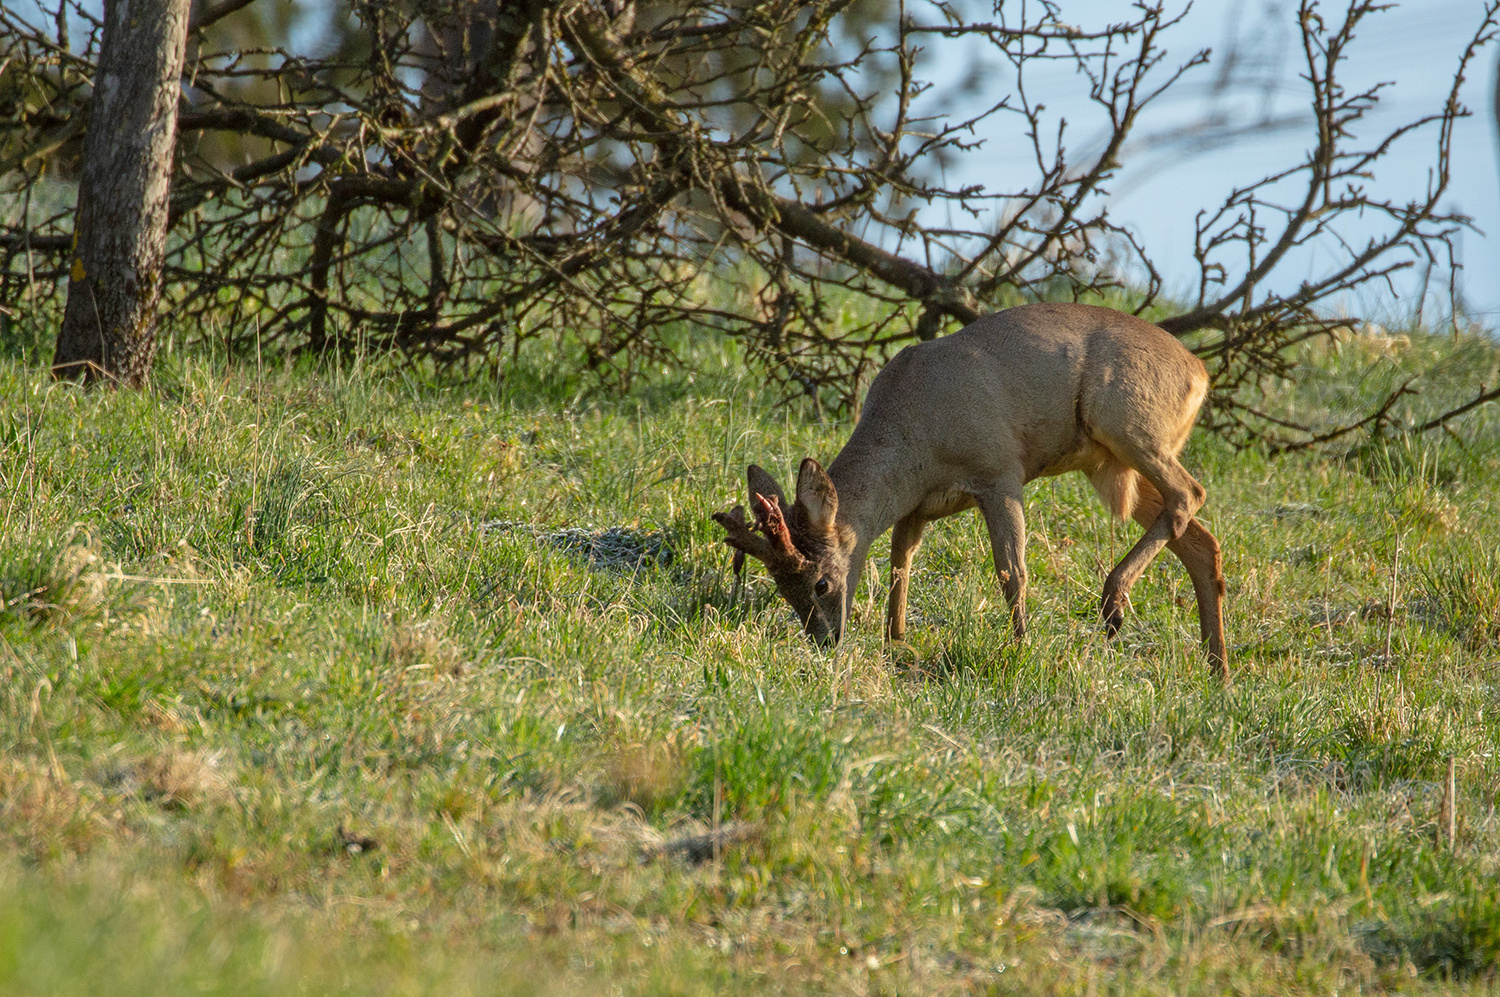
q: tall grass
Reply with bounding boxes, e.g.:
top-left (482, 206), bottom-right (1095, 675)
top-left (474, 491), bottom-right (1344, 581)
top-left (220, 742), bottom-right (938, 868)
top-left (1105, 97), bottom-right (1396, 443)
top-left (1, 321), bottom-right (1499, 994)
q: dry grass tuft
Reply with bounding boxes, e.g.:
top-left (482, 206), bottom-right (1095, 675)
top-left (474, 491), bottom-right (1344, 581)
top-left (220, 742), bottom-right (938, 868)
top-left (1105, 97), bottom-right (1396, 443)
top-left (0, 755), bottom-right (109, 856)
top-left (602, 740), bottom-right (687, 812)
top-left (382, 619), bottom-right (467, 678)
top-left (132, 749), bottom-right (233, 810)
top-left (1, 536), bottom-right (109, 629)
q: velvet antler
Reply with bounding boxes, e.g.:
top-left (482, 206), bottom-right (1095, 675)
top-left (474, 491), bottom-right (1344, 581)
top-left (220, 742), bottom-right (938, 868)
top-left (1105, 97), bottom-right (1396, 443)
top-left (712, 494), bottom-right (807, 575)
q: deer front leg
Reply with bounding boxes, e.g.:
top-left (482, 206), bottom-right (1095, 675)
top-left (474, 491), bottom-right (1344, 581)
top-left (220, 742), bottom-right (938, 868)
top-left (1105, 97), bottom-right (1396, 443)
top-left (978, 484), bottom-right (1028, 641)
top-left (884, 513), bottom-right (927, 641)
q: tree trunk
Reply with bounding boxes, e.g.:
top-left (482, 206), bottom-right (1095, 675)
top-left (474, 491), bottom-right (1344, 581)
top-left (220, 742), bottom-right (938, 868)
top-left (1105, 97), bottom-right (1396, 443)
top-left (53, 0), bottom-right (192, 386)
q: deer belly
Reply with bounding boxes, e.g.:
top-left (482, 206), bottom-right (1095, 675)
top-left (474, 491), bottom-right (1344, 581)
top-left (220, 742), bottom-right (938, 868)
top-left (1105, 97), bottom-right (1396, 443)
top-left (1029, 436), bottom-right (1114, 480)
top-left (915, 486), bottom-right (979, 520)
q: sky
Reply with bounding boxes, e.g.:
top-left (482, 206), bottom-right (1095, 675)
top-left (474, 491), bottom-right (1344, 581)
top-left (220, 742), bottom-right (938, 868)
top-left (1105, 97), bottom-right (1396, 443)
top-left (938, 0), bottom-right (1500, 328)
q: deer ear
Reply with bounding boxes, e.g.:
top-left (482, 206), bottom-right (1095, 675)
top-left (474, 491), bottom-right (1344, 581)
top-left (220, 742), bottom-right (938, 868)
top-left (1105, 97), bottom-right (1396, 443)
top-left (746, 464), bottom-right (788, 511)
top-left (795, 457), bottom-right (838, 532)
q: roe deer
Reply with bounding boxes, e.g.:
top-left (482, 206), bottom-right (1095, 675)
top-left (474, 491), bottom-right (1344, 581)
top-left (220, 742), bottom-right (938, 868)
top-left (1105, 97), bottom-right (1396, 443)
top-left (713, 302), bottom-right (1228, 680)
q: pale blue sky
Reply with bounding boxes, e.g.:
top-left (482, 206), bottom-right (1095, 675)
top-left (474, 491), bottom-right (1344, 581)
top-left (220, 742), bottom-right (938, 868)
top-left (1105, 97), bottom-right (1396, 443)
top-left (939, 0), bottom-right (1500, 327)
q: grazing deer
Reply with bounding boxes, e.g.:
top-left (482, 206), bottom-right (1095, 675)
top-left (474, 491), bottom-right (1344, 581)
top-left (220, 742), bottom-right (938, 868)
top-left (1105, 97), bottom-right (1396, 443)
top-left (714, 302), bottom-right (1228, 680)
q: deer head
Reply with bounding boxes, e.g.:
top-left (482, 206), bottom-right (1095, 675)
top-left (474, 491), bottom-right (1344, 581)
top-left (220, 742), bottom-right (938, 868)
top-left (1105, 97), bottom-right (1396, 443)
top-left (713, 459), bottom-right (855, 645)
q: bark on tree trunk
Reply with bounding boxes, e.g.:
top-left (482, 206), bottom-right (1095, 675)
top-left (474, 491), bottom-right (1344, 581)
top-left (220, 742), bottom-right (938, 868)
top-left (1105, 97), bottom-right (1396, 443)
top-left (53, 0), bottom-right (192, 386)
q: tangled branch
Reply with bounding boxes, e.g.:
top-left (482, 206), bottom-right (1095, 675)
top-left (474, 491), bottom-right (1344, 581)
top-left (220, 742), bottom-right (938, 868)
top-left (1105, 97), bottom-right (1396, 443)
top-left (2, 0), bottom-right (1497, 443)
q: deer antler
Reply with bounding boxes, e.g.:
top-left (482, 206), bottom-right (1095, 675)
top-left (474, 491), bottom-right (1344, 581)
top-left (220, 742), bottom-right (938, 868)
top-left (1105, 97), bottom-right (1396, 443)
top-left (712, 494), bottom-right (806, 572)
top-left (754, 493), bottom-right (804, 565)
top-left (714, 503), bottom-right (752, 579)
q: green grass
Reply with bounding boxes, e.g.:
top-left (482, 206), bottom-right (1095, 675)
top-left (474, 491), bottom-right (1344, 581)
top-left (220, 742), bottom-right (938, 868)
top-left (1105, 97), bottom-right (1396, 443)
top-left (2, 322), bottom-right (1500, 995)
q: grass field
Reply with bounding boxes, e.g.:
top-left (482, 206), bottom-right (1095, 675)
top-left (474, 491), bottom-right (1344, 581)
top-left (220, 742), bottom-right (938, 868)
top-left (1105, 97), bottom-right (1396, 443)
top-left (2, 321), bottom-right (1500, 994)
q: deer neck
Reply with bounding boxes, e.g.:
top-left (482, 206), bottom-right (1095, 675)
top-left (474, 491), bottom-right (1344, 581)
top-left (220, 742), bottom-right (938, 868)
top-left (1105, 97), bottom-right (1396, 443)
top-left (825, 438), bottom-right (910, 548)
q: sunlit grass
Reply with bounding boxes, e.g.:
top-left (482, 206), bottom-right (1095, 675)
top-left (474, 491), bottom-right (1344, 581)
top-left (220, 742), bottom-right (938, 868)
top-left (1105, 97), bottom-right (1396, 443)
top-left (2, 320), bottom-right (1499, 994)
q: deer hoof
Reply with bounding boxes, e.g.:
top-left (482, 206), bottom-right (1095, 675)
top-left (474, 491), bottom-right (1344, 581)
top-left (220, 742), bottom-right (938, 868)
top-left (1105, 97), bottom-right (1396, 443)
top-left (1102, 602), bottom-right (1124, 639)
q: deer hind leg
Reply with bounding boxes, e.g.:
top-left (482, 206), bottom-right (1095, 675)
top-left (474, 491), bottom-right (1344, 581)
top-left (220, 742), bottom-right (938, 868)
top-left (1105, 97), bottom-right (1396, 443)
top-left (977, 483), bottom-right (1028, 641)
top-left (1126, 480), bottom-right (1229, 680)
top-left (1090, 450), bottom-right (1206, 641)
top-left (885, 513), bottom-right (927, 641)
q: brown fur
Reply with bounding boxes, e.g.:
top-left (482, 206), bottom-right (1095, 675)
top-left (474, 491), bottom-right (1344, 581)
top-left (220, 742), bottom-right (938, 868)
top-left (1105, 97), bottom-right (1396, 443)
top-left (717, 302), bottom-right (1228, 680)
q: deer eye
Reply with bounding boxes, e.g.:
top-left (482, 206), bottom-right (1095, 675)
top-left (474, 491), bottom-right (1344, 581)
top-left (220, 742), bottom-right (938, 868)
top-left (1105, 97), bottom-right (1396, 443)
top-left (814, 578), bottom-right (830, 596)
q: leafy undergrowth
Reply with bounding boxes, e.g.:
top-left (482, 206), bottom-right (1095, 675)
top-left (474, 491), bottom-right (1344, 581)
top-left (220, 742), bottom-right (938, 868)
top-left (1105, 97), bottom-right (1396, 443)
top-left (2, 326), bottom-right (1500, 995)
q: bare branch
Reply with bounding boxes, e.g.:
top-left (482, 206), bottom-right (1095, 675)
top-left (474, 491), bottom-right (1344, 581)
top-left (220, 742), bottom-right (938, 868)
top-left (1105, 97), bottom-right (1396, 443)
top-left (1, 0), bottom-right (1495, 444)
